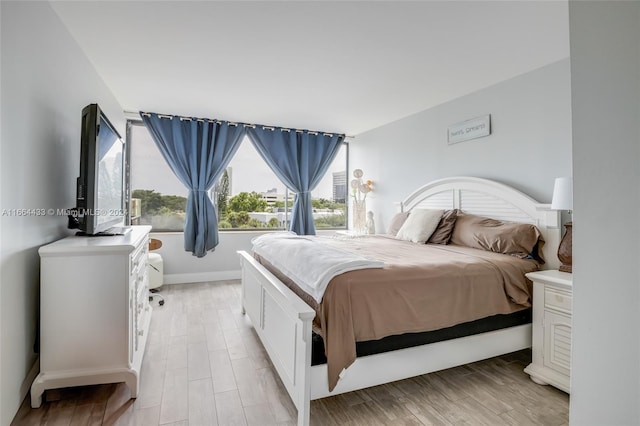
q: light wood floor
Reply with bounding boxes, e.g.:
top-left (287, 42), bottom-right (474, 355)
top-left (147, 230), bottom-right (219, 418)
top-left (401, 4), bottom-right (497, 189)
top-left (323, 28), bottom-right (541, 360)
top-left (13, 280), bottom-right (569, 425)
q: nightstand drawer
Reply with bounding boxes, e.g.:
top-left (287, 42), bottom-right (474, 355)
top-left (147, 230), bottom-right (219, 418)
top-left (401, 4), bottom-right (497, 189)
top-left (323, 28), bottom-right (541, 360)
top-left (544, 287), bottom-right (572, 314)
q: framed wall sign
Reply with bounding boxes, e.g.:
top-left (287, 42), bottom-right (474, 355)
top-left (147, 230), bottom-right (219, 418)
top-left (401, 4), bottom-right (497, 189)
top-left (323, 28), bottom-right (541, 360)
top-left (447, 115), bottom-right (491, 144)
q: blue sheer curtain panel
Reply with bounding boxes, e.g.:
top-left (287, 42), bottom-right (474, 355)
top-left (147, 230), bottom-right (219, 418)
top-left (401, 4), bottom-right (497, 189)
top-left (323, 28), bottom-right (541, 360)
top-left (140, 113), bottom-right (246, 257)
top-left (247, 127), bottom-right (345, 235)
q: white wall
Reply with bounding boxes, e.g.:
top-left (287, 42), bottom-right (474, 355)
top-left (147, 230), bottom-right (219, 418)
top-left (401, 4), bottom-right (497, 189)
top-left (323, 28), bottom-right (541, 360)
top-left (0, 2), bottom-right (123, 423)
top-left (350, 59), bottom-right (572, 233)
top-left (152, 231), bottom-right (256, 283)
top-left (568, 2), bottom-right (640, 424)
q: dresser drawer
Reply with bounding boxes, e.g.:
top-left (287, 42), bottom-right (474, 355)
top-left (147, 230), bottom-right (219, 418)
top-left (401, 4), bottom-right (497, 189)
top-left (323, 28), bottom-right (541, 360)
top-left (130, 236), bottom-right (149, 274)
top-left (544, 287), bottom-right (572, 314)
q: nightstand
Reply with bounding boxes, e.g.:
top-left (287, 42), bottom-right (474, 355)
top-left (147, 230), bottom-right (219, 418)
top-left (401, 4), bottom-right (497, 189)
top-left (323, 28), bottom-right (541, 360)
top-left (524, 270), bottom-right (573, 393)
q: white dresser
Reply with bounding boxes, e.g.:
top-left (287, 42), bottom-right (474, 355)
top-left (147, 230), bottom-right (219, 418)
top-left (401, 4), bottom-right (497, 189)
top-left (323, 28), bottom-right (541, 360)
top-left (524, 270), bottom-right (573, 393)
top-left (31, 226), bottom-right (152, 408)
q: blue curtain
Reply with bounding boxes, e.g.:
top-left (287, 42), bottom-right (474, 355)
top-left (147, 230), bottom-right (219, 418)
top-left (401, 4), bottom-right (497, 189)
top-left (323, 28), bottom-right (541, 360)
top-left (247, 127), bottom-right (344, 235)
top-left (140, 113), bottom-right (245, 257)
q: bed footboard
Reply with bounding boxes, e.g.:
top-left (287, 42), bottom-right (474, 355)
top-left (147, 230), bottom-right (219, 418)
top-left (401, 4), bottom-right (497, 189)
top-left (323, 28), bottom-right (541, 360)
top-left (237, 250), bottom-right (315, 426)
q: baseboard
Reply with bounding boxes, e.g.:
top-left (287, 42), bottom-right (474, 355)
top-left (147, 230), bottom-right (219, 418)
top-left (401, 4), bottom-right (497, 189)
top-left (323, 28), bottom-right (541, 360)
top-left (20, 356), bottom-right (40, 401)
top-left (163, 270), bottom-right (240, 285)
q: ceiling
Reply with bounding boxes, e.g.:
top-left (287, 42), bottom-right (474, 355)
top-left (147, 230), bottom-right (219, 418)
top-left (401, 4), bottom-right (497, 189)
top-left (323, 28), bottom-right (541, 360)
top-left (51, 1), bottom-right (570, 136)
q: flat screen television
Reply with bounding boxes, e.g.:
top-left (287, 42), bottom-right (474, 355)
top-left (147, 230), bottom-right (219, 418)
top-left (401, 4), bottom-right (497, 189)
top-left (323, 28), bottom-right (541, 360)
top-left (73, 103), bottom-right (126, 235)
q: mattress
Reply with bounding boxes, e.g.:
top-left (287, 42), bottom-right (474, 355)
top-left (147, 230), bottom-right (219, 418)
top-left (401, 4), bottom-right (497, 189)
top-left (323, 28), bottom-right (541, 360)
top-left (310, 308), bottom-right (531, 366)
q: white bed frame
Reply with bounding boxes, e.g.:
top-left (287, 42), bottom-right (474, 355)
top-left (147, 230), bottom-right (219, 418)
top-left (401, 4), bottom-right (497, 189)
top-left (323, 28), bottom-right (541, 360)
top-left (237, 176), bottom-right (561, 425)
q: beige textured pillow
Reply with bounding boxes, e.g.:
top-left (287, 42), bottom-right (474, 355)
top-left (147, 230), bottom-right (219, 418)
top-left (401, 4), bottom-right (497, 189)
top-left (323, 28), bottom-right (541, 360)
top-left (450, 213), bottom-right (545, 261)
top-left (396, 209), bottom-right (444, 243)
top-left (427, 209), bottom-right (459, 244)
top-left (386, 212), bottom-right (410, 236)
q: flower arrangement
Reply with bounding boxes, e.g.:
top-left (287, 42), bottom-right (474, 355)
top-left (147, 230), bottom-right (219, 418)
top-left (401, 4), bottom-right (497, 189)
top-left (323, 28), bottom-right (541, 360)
top-left (350, 169), bottom-right (372, 234)
top-left (350, 169), bottom-right (373, 201)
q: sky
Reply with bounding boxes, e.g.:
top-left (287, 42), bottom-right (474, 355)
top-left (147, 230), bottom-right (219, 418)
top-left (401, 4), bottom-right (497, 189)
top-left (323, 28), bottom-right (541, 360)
top-left (129, 124), bottom-right (346, 200)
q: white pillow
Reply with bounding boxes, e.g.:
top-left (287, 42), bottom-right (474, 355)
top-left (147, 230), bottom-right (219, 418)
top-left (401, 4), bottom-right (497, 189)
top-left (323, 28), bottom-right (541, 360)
top-left (395, 209), bottom-right (444, 243)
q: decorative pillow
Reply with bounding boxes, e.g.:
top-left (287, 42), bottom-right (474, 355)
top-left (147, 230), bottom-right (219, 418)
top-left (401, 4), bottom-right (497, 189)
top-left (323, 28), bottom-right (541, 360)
top-left (396, 209), bottom-right (444, 243)
top-left (450, 213), bottom-right (545, 261)
top-left (386, 212), bottom-right (410, 236)
top-left (427, 209), bottom-right (459, 244)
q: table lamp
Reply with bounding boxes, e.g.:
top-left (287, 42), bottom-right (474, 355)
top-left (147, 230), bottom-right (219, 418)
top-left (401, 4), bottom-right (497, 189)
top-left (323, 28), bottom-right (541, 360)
top-left (551, 177), bottom-right (573, 273)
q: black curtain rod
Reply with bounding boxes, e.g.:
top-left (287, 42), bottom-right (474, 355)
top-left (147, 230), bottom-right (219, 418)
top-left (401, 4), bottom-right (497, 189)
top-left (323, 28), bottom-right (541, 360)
top-left (134, 111), bottom-right (353, 139)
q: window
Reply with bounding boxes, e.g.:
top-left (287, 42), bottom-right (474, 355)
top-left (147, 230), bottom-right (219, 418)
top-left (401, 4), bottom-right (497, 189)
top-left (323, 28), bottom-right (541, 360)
top-left (127, 120), bottom-right (348, 232)
top-left (309, 144), bottom-right (347, 229)
top-left (128, 122), bottom-right (188, 231)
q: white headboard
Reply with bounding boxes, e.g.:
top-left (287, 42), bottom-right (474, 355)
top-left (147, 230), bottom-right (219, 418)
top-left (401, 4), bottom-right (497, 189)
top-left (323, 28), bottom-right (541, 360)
top-left (399, 176), bottom-right (561, 270)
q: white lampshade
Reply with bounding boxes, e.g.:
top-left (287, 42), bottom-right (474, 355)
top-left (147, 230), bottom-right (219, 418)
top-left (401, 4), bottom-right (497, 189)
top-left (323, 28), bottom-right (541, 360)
top-left (551, 177), bottom-right (573, 210)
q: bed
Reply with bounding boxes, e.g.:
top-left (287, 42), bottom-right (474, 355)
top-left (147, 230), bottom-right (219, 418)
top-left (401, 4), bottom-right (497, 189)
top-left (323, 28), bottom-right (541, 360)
top-left (237, 176), bottom-right (561, 425)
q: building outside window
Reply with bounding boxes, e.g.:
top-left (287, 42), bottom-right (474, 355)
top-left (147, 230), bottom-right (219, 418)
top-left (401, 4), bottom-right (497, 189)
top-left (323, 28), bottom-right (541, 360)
top-left (332, 170), bottom-right (347, 204)
top-left (128, 121), bottom-right (347, 231)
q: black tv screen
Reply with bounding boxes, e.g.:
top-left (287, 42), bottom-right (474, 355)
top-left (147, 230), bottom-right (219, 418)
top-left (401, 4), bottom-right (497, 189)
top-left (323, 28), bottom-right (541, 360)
top-left (75, 104), bottom-right (125, 235)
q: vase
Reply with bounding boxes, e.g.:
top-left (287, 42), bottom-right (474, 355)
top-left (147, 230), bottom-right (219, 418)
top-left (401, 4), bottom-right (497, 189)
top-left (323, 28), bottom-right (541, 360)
top-left (557, 222), bottom-right (572, 273)
top-left (352, 199), bottom-right (367, 235)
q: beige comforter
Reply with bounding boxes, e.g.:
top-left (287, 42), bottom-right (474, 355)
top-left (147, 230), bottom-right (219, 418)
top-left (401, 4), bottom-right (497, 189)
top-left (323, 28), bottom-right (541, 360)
top-left (255, 235), bottom-right (539, 391)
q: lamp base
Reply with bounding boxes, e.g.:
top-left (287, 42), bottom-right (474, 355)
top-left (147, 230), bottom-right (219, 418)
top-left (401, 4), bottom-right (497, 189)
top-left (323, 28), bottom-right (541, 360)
top-left (559, 264), bottom-right (572, 273)
top-left (557, 222), bottom-right (572, 273)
